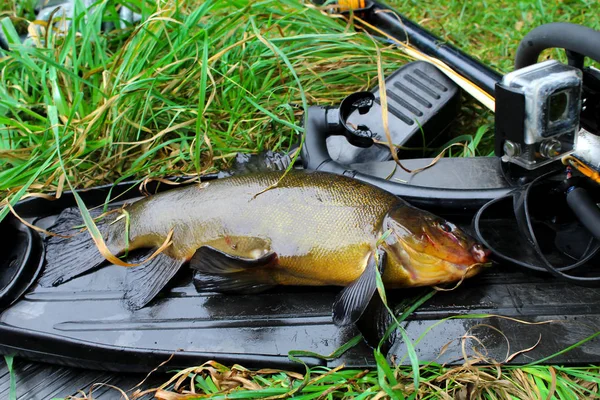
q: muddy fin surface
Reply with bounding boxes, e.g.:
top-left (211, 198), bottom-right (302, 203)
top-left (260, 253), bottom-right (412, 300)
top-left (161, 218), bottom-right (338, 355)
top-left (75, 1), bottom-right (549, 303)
top-left (124, 252), bottom-right (185, 310)
top-left (39, 207), bottom-right (108, 287)
top-left (191, 246), bottom-right (277, 293)
top-left (332, 249), bottom-right (386, 326)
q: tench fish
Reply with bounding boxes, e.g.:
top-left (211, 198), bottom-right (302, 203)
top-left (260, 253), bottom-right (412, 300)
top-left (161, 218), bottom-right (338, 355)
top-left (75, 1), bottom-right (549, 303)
top-left (41, 169), bottom-right (490, 326)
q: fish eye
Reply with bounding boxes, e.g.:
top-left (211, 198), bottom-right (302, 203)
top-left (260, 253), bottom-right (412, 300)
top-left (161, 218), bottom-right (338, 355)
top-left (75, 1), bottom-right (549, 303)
top-left (438, 222), bottom-right (453, 233)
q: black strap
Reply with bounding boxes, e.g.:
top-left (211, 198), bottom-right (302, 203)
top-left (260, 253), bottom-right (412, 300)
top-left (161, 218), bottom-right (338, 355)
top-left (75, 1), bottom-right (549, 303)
top-left (474, 171), bottom-right (600, 285)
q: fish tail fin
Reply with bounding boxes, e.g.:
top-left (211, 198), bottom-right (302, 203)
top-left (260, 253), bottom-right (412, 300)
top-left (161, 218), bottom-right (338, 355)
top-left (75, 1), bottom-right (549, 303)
top-left (39, 207), bottom-right (110, 287)
top-left (124, 251), bottom-right (185, 310)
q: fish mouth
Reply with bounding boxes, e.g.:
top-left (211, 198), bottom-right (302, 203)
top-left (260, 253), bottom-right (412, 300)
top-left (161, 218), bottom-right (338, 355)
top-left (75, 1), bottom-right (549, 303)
top-left (470, 243), bottom-right (491, 264)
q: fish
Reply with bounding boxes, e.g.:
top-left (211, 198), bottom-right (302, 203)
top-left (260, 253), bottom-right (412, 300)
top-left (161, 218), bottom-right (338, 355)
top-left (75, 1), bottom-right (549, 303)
top-left (40, 169), bottom-right (490, 326)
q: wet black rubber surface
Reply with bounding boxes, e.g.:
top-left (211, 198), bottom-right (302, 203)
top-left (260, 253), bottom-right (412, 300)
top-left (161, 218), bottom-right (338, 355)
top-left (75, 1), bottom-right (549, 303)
top-left (0, 359), bottom-right (164, 400)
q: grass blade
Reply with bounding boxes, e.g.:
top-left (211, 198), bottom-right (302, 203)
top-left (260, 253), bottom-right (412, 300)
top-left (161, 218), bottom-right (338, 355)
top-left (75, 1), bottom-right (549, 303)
top-left (4, 355), bottom-right (16, 400)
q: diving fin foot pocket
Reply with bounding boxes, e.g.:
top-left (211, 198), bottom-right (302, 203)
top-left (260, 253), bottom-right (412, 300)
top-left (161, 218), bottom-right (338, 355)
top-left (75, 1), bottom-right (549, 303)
top-left (356, 293), bottom-right (398, 354)
top-left (327, 60), bottom-right (460, 165)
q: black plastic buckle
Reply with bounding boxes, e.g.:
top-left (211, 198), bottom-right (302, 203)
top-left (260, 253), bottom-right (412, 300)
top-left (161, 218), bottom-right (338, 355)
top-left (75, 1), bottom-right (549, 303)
top-left (338, 91), bottom-right (377, 148)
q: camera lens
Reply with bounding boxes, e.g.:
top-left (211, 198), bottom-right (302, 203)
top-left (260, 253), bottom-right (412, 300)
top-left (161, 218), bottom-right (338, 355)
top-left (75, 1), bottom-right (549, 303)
top-left (548, 90), bottom-right (568, 123)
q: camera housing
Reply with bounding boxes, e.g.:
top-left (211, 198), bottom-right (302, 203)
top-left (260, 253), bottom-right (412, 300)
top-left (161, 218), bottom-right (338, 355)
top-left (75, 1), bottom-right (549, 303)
top-left (495, 60), bottom-right (582, 169)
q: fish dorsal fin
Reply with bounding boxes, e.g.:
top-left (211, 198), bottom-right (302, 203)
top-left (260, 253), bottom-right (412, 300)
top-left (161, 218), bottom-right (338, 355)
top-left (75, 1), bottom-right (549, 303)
top-left (191, 245), bottom-right (278, 294)
top-left (190, 245), bottom-right (277, 274)
top-left (332, 249), bottom-right (386, 326)
top-left (124, 252), bottom-right (185, 311)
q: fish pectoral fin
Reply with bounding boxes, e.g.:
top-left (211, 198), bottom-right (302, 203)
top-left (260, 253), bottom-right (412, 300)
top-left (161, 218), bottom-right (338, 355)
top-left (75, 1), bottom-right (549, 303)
top-left (332, 248), bottom-right (386, 326)
top-left (124, 251), bottom-right (185, 311)
top-left (191, 246), bottom-right (278, 294)
top-left (189, 245), bottom-right (277, 274)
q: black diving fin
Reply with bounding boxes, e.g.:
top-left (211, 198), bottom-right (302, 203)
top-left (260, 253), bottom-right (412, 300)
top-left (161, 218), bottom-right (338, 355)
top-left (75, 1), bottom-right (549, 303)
top-left (1, 174), bottom-right (600, 374)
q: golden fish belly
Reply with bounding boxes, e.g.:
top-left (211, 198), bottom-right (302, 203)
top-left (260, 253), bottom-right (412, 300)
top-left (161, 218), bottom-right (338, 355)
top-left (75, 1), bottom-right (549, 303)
top-left (271, 243), bottom-right (374, 286)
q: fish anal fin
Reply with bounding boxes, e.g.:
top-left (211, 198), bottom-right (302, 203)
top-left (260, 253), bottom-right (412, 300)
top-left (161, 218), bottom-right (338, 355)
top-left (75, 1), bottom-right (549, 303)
top-left (191, 245), bottom-right (278, 294)
top-left (332, 248), bottom-right (386, 326)
top-left (124, 251), bottom-right (185, 310)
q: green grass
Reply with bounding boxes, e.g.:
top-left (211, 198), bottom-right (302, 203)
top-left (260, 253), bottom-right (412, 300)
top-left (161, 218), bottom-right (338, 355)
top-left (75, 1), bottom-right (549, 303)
top-left (2, 0), bottom-right (600, 399)
top-left (2, 0), bottom-right (600, 202)
top-left (392, 0), bottom-right (600, 74)
top-left (1, 0), bottom-right (411, 206)
top-left (148, 363), bottom-right (600, 400)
